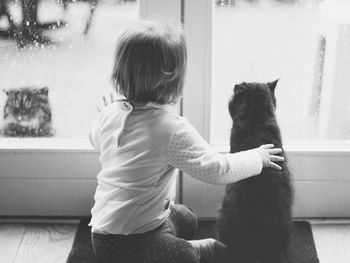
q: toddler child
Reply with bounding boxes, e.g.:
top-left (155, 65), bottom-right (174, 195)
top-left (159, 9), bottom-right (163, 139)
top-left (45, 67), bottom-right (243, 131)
top-left (89, 20), bottom-right (284, 263)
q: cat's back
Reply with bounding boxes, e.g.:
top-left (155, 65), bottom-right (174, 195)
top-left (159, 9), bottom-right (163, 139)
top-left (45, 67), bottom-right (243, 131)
top-left (227, 126), bottom-right (292, 205)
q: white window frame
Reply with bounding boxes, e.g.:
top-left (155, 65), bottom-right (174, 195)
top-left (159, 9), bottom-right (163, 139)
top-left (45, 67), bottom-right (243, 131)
top-left (1, 0), bottom-right (349, 218)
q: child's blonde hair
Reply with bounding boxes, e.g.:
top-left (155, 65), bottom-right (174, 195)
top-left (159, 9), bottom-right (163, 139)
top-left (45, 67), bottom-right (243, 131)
top-left (112, 19), bottom-right (187, 105)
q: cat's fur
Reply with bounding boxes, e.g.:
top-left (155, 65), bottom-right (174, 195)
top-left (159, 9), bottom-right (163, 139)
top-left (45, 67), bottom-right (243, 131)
top-left (217, 80), bottom-right (293, 263)
top-left (2, 87), bottom-right (54, 137)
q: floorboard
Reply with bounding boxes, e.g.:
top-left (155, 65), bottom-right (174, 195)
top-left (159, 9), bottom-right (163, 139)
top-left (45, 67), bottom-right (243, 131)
top-left (0, 224), bottom-right (26, 263)
top-left (0, 223), bottom-right (77, 263)
top-left (312, 223), bottom-right (350, 263)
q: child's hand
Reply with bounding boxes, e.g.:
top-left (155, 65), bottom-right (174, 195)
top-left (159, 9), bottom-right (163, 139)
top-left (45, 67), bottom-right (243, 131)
top-left (256, 144), bottom-right (284, 170)
top-left (97, 93), bottom-right (115, 112)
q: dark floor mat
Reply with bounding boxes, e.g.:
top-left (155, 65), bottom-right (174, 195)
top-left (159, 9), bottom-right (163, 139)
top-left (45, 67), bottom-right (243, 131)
top-left (67, 219), bottom-right (319, 263)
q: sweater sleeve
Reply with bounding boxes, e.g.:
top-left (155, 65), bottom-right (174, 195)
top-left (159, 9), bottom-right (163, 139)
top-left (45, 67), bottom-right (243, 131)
top-left (167, 119), bottom-right (263, 185)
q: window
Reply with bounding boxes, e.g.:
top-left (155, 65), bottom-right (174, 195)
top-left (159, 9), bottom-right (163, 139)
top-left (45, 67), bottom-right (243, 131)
top-left (182, 0), bottom-right (350, 218)
top-left (0, 0), bottom-right (139, 138)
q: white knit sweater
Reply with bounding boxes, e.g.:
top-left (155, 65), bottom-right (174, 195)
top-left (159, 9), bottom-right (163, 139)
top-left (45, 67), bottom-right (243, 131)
top-left (88, 100), bottom-right (262, 235)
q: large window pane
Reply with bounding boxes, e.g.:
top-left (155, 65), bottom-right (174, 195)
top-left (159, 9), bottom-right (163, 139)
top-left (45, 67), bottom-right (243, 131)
top-left (0, 0), bottom-right (138, 138)
top-left (211, 0), bottom-right (350, 145)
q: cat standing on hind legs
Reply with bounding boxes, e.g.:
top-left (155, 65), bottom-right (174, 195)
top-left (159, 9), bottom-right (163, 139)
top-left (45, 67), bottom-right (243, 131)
top-left (1, 87), bottom-right (55, 137)
top-left (217, 80), bottom-right (294, 263)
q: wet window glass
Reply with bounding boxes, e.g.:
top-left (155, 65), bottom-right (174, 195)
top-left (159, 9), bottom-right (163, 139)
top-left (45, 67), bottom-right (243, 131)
top-left (0, 0), bottom-right (138, 138)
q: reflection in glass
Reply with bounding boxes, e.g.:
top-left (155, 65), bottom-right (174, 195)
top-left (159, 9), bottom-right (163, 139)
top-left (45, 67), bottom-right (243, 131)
top-left (211, 0), bottom-right (350, 144)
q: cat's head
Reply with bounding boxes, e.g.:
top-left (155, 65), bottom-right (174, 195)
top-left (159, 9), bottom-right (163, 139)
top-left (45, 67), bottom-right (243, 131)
top-left (3, 87), bottom-right (50, 122)
top-left (228, 79), bottom-right (278, 121)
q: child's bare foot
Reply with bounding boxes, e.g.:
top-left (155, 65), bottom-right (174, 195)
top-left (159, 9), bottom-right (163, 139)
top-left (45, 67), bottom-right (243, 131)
top-left (189, 238), bottom-right (226, 263)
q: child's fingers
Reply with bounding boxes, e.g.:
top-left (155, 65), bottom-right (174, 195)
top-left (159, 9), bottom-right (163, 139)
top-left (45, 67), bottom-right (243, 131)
top-left (269, 162), bottom-right (282, 170)
top-left (103, 96), bottom-right (108, 106)
top-left (110, 93), bottom-right (114, 103)
top-left (260, 144), bottom-right (274, 149)
top-left (270, 155), bottom-right (284, 162)
top-left (268, 148), bottom-right (283, 155)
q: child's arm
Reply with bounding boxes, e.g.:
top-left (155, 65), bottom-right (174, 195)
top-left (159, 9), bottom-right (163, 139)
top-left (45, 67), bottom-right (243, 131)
top-left (89, 118), bottom-right (100, 152)
top-left (89, 94), bottom-right (116, 151)
top-left (167, 120), bottom-right (283, 185)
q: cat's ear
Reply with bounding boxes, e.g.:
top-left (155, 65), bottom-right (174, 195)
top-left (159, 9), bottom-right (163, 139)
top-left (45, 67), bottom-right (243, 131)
top-left (234, 83), bottom-right (245, 96)
top-left (39, 87), bottom-right (49, 96)
top-left (2, 89), bottom-right (9, 96)
top-left (268, 79), bottom-right (279, 94)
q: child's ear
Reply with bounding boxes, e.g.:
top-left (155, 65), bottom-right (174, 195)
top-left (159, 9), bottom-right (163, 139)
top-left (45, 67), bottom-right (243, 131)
top-left (234, 83), bottom-right (245, 96)
top-left (2, 89), bottom-right (9, 96)
top-left (268, 79), bottom-right (279, 94)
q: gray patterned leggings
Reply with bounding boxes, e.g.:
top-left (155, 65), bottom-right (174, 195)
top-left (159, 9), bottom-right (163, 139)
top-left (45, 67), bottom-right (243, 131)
top-left (91, 204), bottom-right (200, 263)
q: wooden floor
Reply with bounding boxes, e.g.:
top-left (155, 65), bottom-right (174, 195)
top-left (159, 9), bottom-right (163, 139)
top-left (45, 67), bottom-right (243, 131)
top-left (0, 219), bottom-right (349, 263)
top-left (0, 219), bottom-right (78, 263)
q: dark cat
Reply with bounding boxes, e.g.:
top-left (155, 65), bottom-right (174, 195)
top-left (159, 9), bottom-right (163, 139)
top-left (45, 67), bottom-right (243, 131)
top-left (2, 87), bottom-right (54, 137)
top-left (217, 80), bottom-right (293, 263)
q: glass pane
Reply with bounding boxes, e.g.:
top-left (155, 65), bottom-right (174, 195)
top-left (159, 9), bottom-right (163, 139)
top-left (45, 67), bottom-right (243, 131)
top-left (211, 0), bottom-right (350, 145)
top-left (0, 0), bottom-right (138, 138)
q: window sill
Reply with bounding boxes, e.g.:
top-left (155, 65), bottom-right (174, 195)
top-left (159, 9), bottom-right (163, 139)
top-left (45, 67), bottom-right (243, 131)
top-left (212, 141), bottom-right (350, 154)
top-left (1, 138), bottom-right (350, 154)
top-left (0, 138), bottom-right (96, 153)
